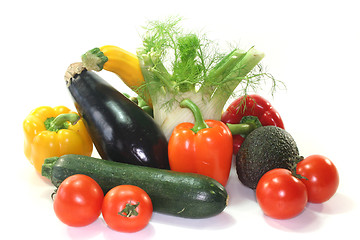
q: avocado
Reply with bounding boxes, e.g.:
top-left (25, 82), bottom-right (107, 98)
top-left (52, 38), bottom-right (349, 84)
top-left (236, 126), bottom-right (299, 189)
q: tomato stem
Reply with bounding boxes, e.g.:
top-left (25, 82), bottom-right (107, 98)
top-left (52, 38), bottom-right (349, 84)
top-left (119, 202), bottom-right (140, 217)
top-left (289, 156), bottom-right (308, 180)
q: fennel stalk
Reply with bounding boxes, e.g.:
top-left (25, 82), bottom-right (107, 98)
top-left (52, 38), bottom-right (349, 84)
top-left (136, 17), bottom-right (277, 139)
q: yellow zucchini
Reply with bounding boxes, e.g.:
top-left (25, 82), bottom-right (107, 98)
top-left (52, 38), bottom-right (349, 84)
top-left (82, 45), bottom-right (151, 106)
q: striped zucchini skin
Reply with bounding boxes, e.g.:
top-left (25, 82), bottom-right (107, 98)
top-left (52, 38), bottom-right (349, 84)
top-left (43, 154), bottom-right (228, 219)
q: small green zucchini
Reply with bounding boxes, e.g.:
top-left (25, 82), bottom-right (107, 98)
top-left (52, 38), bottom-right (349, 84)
top-left (42, 154), bottom-right (228, 219)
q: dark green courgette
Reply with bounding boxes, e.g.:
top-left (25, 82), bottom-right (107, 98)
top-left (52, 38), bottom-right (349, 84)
top-left (42, 154), bottom-right (228, 219)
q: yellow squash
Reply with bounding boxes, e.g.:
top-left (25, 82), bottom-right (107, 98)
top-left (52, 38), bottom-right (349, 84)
top-left (82, 45), bottom-right (152, 106)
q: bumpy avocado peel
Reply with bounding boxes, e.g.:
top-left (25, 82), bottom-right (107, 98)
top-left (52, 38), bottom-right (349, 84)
top-left (236, 126), bottom-right (300, 189)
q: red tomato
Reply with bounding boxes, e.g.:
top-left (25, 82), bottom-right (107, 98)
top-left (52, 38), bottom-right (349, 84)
top-left (296, 155), bottom-right (339, 203)
top-left (102, 185), bottom-right (153, 233)
top-left (256, 169), bottom-right (308, 219)
top-left (53, 174), bottom-right (104, 227)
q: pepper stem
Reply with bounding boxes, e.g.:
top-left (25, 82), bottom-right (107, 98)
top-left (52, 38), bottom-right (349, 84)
top-left (46, 113), bottom-right (80, 132)
top-left (226, 116), bottom-right (262, 137)
top-left (180, 99), bottom-right (209, 133)
top-left (226, 123), bottom-right (255, 135)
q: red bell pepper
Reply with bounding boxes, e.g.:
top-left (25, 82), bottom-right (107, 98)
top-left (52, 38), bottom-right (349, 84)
top-left (221, 94), bottom-right (284, 154)
top-left (168, 99), bottom-right (233, 186)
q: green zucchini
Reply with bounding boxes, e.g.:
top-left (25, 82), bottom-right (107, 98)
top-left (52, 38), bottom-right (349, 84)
top-left (42, 154), bottom-right (228, 219)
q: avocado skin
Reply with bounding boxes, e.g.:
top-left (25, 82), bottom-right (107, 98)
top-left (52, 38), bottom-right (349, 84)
top-left (236, 126), bottom-right (299, 189)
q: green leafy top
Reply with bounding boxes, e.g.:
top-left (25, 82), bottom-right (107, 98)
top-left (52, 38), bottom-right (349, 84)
top-left (137, 16), bottom-right (280, 107)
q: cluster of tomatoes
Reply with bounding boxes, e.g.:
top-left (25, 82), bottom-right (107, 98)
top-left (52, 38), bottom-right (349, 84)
top-left (255, 154), bottom-right (339, 219)
top-left (53, 174), bottom-right (153, 232)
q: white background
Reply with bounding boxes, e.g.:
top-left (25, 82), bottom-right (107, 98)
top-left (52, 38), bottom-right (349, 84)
top-left (1, 0), bottom-right (359, 239)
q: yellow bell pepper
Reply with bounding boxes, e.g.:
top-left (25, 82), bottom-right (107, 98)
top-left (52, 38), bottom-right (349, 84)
top-left (23, 106), bottom-right (93, 173)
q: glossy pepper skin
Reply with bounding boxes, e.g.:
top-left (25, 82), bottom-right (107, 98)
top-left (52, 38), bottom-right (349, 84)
top-left (221, 94), bottom-right (284, 154)
top-left (168, 99), bottom-right (233, 186)
top-left (23, 106), bottom-right (93, 173)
